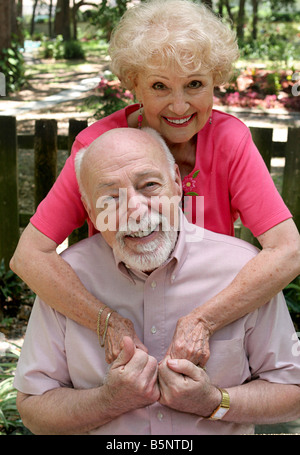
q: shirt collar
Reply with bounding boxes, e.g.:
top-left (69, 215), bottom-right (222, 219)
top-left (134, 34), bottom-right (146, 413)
top-left (113, 209), bottom-right (191, 283)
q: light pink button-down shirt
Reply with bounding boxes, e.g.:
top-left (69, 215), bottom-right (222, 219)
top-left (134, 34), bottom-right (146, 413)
top-left (14, 216), bottom-right (300, 435)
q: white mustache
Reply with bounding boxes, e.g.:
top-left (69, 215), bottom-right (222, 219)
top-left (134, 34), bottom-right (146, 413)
top-left (116, 211), bottom-right (164, 240)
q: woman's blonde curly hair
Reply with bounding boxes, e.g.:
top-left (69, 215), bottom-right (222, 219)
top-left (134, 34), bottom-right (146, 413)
top-left (109, 0), bottom-right (239, 90)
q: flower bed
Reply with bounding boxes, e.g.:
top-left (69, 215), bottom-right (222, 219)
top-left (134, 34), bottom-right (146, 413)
top-left (214, 68), bottom-right (300, 111)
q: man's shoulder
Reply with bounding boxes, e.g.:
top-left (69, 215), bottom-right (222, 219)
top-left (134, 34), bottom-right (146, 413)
top-left (60, 234), bottom-right (113, 269)
top-left (186, 223), bottom-right (259, 262)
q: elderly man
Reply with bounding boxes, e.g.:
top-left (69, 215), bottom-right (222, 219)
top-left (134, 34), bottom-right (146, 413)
top-left (14, 127), bottom-right (300, 435)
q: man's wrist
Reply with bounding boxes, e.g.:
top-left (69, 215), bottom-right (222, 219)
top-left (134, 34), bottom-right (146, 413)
top-left (203, 387), bottom-right (230, 420)
top-left (200, 386), bottom-right (222, 418)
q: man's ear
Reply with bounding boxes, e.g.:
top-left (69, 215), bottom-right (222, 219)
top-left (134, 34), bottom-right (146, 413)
top-left (81, 196), bottom-right (96, 228)
top-left (174, 164), bottom-right (183, 199)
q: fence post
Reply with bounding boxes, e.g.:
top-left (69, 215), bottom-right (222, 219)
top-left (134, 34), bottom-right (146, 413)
top-left (0, 116), bottom-right (19, 268)
top-left (250, 126), bottom-right (273, 170)
top-left (282, 127), bottom-right (300, 232)
top-left (34, 119), bottom-right (58, 209)
top-left (68, 119), bottom-right (88, 246)
top-left (238, 126), bottom-right (274, 248)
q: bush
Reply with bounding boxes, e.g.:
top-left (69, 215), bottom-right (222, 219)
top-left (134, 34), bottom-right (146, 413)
top-left (82, 71), bottom-right (134, 118)
top-left (63, 40), bottom-right (85, 60)
top-left (0, 40), bottom-right (26, 94)
top-left (40, 36), bottom-right (85, 60)
top-left (0, 345), bottom-right (29, 435)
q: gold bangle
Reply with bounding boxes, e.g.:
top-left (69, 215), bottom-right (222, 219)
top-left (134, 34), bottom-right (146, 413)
top-left (100, 310), bottom-right (115, 348)
top-left (97, 305), bottom-right (107, 346)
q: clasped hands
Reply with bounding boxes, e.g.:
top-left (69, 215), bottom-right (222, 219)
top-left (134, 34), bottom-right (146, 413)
top-left (104, 336), bottom-right (220, 418)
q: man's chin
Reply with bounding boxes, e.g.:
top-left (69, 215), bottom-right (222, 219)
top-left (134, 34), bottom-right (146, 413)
top-left (117, 230), bottom-right (178, 273)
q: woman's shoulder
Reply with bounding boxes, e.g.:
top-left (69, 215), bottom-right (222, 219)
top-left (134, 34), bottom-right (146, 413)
top-left (211, 109), bottom-right (250, 136)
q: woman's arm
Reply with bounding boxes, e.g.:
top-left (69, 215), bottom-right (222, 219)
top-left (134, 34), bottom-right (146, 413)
top-left (10, 223), bottom-right (147, 363)
top-left (167, 218), bottom-right (300, 366)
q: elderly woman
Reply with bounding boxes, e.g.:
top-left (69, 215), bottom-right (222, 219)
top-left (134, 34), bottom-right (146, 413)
top-left (11, 0), bottom-right (300, 366)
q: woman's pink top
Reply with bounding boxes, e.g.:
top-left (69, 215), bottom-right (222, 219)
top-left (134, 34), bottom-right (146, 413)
top-left (30, 104), bottom-right (291, 244)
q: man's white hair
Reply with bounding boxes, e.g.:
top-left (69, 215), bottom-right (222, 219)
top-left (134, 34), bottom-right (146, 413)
top-left (74, 127), bottom-right (176, 204)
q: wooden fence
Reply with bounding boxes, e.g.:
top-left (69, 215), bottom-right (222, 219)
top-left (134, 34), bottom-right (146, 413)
top-left (0, 116), bottom-right (299, 268)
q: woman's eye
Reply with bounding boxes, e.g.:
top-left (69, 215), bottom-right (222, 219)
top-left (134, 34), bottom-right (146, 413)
top-left (152, 82), bottom-right (166, 90)
top-left (188, 80), bottom-right (202, 89)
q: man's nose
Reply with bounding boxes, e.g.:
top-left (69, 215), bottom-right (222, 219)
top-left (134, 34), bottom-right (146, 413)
top-left (169, 91), bottom-right (190, 116)
top-left (127, 193), bottom-right (148, 222)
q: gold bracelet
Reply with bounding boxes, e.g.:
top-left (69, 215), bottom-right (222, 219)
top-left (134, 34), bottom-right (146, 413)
top-left (100, 310), bottom-right (115, 347)
top-left (97, 305), bottom-right (107, 346)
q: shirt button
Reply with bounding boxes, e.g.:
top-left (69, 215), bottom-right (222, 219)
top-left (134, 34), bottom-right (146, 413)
top-left (157, 411), bottom-right (164, 421)
top-left (151, 281), bottom-right (157, 289)
top-left (151, 326), bottom-right (157, 334)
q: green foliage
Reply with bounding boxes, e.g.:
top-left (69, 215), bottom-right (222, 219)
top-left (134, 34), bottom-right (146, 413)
top-left (284, 277), bottom-right (300, 313)
top-left (40, 34), bottom-right (64, 59)
top-left (0, 259), bottom-right (24, 320)
top-left (88, 0), bottom-right (131, 40)
top-left (284, 277), bottom-right (300, 332)
top-left (0, 346), bottom-right (30, 435)
top-left (82, 72), bottom-right (134, 119)
top-left (40, 35), bottom-right (85, 60)
top-left (63, 40), bottom-right (85, 60)
top-left (0, 39), bottom-right (26, 94)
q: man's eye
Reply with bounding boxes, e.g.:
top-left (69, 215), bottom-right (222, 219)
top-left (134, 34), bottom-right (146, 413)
top-left (188, 80), bottom-right (202, 89)
top-left (152, 82), bottom-right (166, 90)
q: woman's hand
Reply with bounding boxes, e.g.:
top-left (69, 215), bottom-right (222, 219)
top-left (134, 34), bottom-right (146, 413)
top-left (165, 310), bottom-right (211, 367)
top-left (104, 311), bottom-right (148, 364)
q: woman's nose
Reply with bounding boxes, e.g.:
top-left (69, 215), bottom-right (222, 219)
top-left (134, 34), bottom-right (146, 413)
top-left (169, 91), bottom-right (190, 116)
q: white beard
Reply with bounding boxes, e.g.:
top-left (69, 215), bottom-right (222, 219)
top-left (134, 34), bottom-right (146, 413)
top-left (114, 211), bottom-right (177, 272)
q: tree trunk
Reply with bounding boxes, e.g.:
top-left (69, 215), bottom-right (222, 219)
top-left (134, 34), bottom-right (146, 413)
top-left (49, 0), bottom-right (54, 38)
top-left (237, 0), bottom-right (246, 40)
top-left (0, 0), bottom-right (12, 52)
top-left (54, 0), bottom-right (71, 41)
top-left (252, 0), bottom-right (258, 40)
top-left (30, 0), bottom-right (39, 37)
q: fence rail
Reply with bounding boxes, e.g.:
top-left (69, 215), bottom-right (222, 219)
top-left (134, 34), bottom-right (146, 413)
top-left (0, 116), bottom-right (299, 268)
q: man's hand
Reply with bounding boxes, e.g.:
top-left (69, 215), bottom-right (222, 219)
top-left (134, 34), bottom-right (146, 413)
top-left (158, 356), bottom-right (221, 417)
top-left (104, 337), bottom-right (160, 415)
top-left (165, 312), bottom-right (211, 366)
top-left (104, 311), bottom-right (148, 363)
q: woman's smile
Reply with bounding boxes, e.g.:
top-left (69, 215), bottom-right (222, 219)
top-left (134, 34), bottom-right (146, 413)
top-left (162, 113), bottom-right (196, 127)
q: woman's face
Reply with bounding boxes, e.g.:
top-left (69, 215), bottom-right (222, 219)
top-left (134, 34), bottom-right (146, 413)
top-left (134, 66), bottom-right (214, 146)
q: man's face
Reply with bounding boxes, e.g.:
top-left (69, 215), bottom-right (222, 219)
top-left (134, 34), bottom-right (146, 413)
top-left (82, 129), bottom-right (182, 273)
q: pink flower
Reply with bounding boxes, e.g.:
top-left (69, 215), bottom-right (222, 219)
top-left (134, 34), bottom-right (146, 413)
top-left (182, 177), bottom-right (196, 193)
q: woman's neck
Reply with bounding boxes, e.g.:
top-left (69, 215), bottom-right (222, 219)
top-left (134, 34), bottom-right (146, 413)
top-left (167, 136), bottom-right (197, 180)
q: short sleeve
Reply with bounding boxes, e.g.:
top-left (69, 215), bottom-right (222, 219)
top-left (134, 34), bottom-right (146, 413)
top-left (245, 292), bottom-right (300, 384)
top-left (13, 297), bottom-right (72, 395)
top-left (228, 130), bottom-right (291, 237)
top-left (30, 138), bottom-right (87, 244)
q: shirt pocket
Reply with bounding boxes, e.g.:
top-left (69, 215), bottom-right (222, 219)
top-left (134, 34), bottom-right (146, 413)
top-left (205, 338), bottom-right (251, 388)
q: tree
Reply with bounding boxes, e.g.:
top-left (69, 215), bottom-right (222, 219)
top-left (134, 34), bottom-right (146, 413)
top-left (0, 0), bottom-right (14, 53)
top-left (54, 0), bottom-right (71, 40)
top-left (72, 0), bottom-right (98, 41)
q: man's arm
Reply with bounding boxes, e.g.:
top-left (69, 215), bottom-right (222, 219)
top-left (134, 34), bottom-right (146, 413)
top-left (10, 223), bottom-right (147, 363)
top-left (16, 338), bottom-right (159, 435)
top-left (158, 358), bottom-right (300, 424)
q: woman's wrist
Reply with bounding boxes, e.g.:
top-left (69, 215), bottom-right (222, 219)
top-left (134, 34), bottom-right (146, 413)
top-left (97, 305), bottom-right (117, 346)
